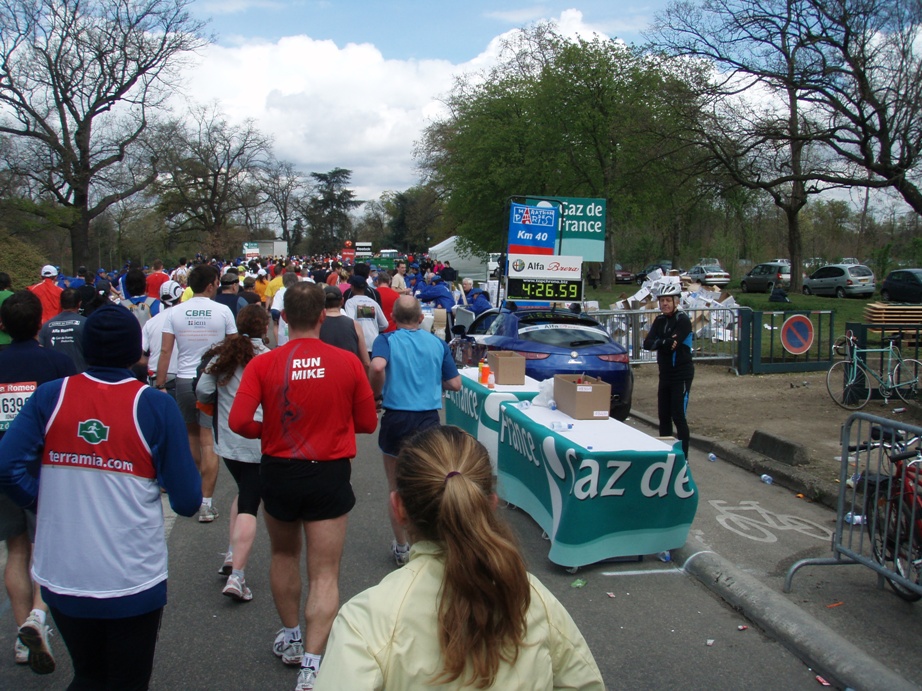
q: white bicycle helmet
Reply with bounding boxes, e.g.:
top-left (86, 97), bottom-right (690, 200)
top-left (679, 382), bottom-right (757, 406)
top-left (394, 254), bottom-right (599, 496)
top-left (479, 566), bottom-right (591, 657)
top-left (656, 283), bottom-right (682, 298)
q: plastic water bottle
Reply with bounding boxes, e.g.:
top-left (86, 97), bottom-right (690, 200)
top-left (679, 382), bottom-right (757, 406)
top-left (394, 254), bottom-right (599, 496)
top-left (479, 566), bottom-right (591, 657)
top-left (487, 372), bottom-right (495, 389)
top-left (760, 474), bottom-right (773, 485)
top-left (844, 512), bottom-right (866, 525)
top-left (657, 551), bottom-right (672, 563)
top-left (708, 453), bottom-right (717, 462)
top-left (548, 399), bottom-right (557, 411)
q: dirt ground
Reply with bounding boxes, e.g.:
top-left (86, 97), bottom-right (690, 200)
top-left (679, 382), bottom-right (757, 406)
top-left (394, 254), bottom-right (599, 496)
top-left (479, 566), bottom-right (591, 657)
top-left (630, 364), bottom-right (922, 486)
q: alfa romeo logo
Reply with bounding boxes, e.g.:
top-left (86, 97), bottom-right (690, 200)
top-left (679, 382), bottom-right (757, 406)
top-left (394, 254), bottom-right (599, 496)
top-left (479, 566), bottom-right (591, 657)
top-left (77, 419), bottom-right (109, 444)
top-left (512, 259), bottom-right (525, 272)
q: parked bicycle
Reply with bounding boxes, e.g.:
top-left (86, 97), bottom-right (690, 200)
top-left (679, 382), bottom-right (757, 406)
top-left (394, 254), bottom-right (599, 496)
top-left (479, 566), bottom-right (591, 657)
top-left (861, 426), bottom-right (922, 601)
top-left (826, 331), bottom-right (921, 410)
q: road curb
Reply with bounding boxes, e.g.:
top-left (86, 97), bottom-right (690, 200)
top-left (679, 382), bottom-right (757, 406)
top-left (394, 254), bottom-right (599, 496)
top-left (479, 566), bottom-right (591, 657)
top-left (673, 535), bottom-right (917, 691)
top-left (629, 410), bottom-right (841, 510)
top-left (629, 410), bottom-right (916, 689)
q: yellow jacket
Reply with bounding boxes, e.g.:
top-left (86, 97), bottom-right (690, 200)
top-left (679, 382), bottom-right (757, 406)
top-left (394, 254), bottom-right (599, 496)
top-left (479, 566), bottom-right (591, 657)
top-left (315, 541), bottom-right (605, 690)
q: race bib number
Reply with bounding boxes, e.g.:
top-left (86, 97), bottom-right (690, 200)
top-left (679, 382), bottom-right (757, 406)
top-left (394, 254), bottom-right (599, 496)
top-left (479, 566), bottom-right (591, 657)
top-left (0, 382), bottom-right (37, 431)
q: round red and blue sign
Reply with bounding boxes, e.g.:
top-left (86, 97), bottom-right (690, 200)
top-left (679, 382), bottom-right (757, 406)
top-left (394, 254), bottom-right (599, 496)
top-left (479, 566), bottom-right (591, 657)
top-left (781, 314), bottom-right (815, 355)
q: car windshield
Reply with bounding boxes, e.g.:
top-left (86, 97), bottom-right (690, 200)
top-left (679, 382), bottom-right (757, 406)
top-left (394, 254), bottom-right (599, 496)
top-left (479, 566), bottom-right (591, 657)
top-left (516, 323), bottom-right (612, 348)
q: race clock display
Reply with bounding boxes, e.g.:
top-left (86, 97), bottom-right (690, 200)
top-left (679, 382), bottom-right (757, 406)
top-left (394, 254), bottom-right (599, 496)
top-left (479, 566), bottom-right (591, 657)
top-left (506, 277), bottom-right (583, 302)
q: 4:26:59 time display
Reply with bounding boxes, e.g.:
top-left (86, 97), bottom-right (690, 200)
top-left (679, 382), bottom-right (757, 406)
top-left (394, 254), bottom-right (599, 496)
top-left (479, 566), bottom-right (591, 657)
top-left (507, 278), bottom-right (583, 301)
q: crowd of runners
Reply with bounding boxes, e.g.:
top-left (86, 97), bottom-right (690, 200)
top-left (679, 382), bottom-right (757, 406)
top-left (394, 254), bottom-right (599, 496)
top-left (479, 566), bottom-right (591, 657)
top-left (0, 255), bottom-right (604, 690)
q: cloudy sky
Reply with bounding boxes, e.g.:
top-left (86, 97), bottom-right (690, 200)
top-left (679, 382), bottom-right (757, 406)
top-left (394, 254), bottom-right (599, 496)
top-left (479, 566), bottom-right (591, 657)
top-left (182, 2), bottom-right (670, 203)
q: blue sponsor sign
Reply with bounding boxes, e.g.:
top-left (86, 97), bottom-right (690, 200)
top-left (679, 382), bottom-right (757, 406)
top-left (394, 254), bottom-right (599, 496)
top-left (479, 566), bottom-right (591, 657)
top-left (508, 202), bottom-right (558, 255)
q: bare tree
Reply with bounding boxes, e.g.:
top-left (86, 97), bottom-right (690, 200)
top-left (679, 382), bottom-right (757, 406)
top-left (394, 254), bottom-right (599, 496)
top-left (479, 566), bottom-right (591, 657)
top-left (155, 104), bottom-right (272, 257)
top-left (0, 0), bottom-right (209, 273)
top-left (260, 158), bottom-right (307, 255)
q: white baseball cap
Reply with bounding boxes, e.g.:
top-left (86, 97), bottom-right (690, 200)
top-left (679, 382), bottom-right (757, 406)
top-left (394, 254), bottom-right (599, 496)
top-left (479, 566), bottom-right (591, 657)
top-left (41, 264), bottom-right (58, 277)
top-left (159, 280), bottom-right (183, 304)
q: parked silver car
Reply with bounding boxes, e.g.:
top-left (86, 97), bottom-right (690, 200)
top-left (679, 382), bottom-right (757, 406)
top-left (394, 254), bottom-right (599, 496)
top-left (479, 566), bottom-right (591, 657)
top-left (740, 262), bottom-right (792, 293)
top-left (802, 264), bottom-right (875, 298)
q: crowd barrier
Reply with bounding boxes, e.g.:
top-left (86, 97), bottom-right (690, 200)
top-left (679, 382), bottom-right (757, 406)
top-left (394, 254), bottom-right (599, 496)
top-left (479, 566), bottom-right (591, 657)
top-left (784, 412), bottom-right (922, 601)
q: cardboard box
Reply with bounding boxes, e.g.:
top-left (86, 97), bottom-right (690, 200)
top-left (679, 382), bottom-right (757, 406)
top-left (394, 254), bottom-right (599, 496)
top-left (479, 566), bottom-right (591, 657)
top-left (554, 374), bottom-right (611, 420)
top-left (487, 351), bottom-right (526, 385)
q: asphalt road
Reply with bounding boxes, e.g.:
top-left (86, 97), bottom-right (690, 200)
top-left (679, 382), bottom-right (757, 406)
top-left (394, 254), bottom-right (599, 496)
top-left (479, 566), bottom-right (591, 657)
top-left (1, 413), bottom-right (915, 690)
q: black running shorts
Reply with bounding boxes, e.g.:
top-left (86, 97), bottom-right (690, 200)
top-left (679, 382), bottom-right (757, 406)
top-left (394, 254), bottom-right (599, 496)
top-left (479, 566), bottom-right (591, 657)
top-left (260, 457), bottom-right (354, 522)
top-left (378, 409), bottom-right (440, 457)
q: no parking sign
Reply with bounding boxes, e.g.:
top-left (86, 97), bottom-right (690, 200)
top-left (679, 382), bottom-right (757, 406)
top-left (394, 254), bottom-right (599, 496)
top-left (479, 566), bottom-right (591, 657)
top-left (780, 315), bottom-right (815, 355)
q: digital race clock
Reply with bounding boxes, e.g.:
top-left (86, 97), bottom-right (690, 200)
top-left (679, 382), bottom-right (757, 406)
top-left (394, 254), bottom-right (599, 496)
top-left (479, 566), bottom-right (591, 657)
top-left (506, 277), bottom-right (583, 302)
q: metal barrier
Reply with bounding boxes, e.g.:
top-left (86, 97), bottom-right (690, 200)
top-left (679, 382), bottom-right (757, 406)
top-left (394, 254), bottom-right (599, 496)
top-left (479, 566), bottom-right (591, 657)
top-left (784, 412), bottom-right (922, 600)
top-left (592, 307), bottom-right (743, 370)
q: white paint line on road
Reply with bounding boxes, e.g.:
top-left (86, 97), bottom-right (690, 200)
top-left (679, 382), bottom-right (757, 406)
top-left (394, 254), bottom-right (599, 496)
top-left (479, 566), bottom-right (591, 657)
top-left (601, 568), bottom-right (684, 577)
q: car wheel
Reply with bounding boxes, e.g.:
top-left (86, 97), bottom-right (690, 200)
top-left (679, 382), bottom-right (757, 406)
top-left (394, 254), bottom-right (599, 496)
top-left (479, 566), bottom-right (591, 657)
top-left (835, 286), bottom-right (846, 299)
top-left (881, 289), bottom-right (891, 301)
top-left (802, 285), bottom-right (812, 295)
top-left (740, 281), bottom-right (749, 293)
top-left (610, 402), bottom-right (631, 422)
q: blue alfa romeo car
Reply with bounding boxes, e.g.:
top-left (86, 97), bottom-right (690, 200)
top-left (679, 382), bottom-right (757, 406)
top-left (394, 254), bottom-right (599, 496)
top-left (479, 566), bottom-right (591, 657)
top-left (451, 307), bottom-right (633, 420)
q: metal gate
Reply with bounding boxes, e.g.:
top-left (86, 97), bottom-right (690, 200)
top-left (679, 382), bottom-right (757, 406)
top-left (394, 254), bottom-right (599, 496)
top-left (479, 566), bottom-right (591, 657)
top-left (785, 412), bottom-right (922, 600)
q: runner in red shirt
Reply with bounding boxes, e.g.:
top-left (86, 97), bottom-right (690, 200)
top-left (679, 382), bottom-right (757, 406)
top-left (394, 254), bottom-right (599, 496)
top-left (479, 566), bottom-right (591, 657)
top-left (229, 282), bottom-right (376, 691)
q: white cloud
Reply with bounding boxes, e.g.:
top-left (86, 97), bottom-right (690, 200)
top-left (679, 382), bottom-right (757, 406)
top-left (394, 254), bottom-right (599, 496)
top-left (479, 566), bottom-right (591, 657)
top-left (178, 10), bottom-right (606, 203)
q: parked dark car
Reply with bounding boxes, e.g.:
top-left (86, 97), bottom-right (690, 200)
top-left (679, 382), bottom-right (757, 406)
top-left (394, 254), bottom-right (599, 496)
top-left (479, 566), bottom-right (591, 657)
top-left (802, 264), bottom-right (874, 298)
top-left (740, 262), bottom-right (792, 293)
top-left (880, 269), bottom-right (922, 303)
top-left (636, 262), bottom-right (674, 284)
top-left (451, 307), bottom-right (633, 420)
top-left (613, 263), bottom-right (635, 283)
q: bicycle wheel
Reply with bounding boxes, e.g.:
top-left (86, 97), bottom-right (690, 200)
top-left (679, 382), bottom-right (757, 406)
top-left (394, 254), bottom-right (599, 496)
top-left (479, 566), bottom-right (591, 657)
top-left (864, 483), bottom-right (922, 601)
top-left (827, 360), bottom-right (871, 410)
top-left (893, 358), bottom-right (922, 404)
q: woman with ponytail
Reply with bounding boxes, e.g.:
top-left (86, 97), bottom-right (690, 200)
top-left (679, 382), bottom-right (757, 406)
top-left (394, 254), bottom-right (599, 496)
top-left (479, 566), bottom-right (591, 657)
top-left (195, 304), bottom-right (270, 602)
top-left (315, 425), bottom-right (604, 690)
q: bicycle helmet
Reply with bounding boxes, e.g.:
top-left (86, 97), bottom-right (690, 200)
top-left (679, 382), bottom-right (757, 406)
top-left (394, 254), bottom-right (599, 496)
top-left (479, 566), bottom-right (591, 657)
top-left (656, 283), bottom-right (682, 298)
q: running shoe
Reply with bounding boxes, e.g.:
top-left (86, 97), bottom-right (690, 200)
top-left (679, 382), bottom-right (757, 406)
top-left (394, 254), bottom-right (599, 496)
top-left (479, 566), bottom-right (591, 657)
top-left (198, 504), bottom-right (219, 523)
top-left (18, 612), bottom-right (55, 675)
top-left (295, 666), bottom-right (317, 691)
top-left (222, 573), bottom-right (253, 602)
top-left (218, 552), bottom-right (234, 576)
top-left (14, 638), bottom-right (28, 665)
top-left (273, 629), bottom-right (304, 666)
top-left (392, 540), bottom-right (410, 567)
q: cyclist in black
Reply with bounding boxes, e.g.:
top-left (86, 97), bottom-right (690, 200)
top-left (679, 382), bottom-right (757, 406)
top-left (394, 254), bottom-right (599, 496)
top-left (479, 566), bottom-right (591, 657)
top-left (643, 283), bottom-right (694, 459)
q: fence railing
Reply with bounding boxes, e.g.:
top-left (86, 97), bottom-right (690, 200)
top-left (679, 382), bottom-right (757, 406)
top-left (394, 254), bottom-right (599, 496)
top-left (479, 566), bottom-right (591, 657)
top-left (784, 412), bottom-right (922, 600)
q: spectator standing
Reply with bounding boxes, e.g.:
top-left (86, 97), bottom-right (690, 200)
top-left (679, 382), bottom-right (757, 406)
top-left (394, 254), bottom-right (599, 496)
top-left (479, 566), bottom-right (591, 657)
top-left (0, 304), bottom-right (201, 689)
top-left (196, 305), bottom-right (270, 602)
top-left (228, 283), bottom-right (377, 691)
top-left (27, 265), bottom-right (63, 325)
top-left (642, 283), bottom-right (694, 459)
top-left (315, 426), bottom-right (604, 691)
top-left (155, 264), bottom-right (236, 523)
top-left (145, 260), bottom-right (170, 299)
top-left (344, 276), bottom-right (388, 360)
top-left (369, 296), bottom-right (461, 566)
top-left (38, 289), bottom-right (87, 372)
top-left (438, 260), bottom-right (457, 289)
top-left (0, 291), bottom-right (76, 675)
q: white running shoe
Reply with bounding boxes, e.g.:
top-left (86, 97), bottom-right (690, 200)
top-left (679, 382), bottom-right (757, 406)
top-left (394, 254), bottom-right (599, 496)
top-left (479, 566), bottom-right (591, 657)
top-left (198, 504), bottom-right (219, 523)
top-left (222, 573), bottom-right (253, 602)
top-left (273, 629), bottom-right (304, 666)
top-left (295, 666), bottom-right (317, 691)
top-left (14, 638), bottom-right (28, 665)
top-left (18, 612), bottom-right (55, 675)
top-left (218, 552), bottom-right (234, 576)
